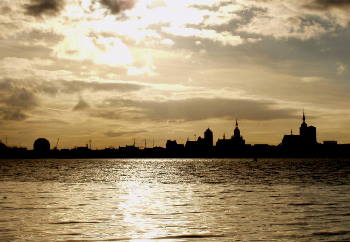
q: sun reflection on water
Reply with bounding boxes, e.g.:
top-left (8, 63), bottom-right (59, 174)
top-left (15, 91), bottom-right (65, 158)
top-left (118, 182), bottom-right (168, 240)
top-left (2, 159), bottom-right (350, 241)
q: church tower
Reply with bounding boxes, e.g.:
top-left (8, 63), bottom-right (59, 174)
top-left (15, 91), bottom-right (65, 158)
top-left (234, 119), bottom-right (241, 139)
top-left (232, 119), bottom-right (245, 145)
top-left (300, 111), bottom-right (308, 137)
top-left (299, 111), bottom-right (317, 144)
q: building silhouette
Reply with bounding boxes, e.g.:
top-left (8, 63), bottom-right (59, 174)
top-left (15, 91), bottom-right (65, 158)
top-left (232, 120), bottom-right (245, 145)
top-left (299, 111), bottom-right (317, 144)
top-left (204, 128), bottom-right (213, 147)
top-left (1, 112), bottom-right (349, 158)
top-left (166, 140), bottom-right (184, 156)
top-left (216, 120), bottom-right (246, 156)
top-left (184, 128), bottom-right (214, 156)
top-left (282, 112), bottom-right (318, 151)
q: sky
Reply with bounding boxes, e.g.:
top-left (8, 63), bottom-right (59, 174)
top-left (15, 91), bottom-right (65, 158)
top-left (1, 0), bottom-right (350, 149)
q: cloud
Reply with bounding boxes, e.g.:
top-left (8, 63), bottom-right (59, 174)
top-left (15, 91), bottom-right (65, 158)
top-left (337, 62), bottom-right (347, 75)
top-left (162, 27), bottom-right (244, 46)
top-left (104, 129), bottom-right (145, 137)
top-left (101, 98), bottom-right (296, 121)
top-left (0, 80), bottom-right (38, 109)
top-left (0, 78), bottom-right (144, 121)
top-left (92, 111), bottom-right (121, 120)
top-left (53, 34), bottom-right (133, 67)
top-left (59, 80), bottom-right (144, 93)
top-left (0, 108), bottom-right (28, 121)
top-left (3, 88), bottom-right (38, 109)
top-left (301, 76), bottom-right (323, 83)
top-left (0, 78), bottom-right (144, 96)
top-left (304, 0), bottom-right (350, 10)
top-left (24, 0), bottom-right (65, 17)
top-left (0, 79), bottom-right (39, 121)
top-left (235, 0), bottom-right (350, 40)
top-left (24, 0), bottom-right (136, 18)
top-left (73, 97), bottom-right (90, 111)
top-left (98, 0), bottom-right (136, 14)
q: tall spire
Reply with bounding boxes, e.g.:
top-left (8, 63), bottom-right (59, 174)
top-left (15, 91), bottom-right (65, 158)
top-left (303, 110), bottom-right (305, 122)
top-left (235, 119), bottom-right (238, 127)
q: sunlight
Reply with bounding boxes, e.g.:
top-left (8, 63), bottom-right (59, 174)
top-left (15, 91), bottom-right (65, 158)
top-left (54, 32), bottom-right (133, 67)
top-left (119, 182), bottom-right (167, 240)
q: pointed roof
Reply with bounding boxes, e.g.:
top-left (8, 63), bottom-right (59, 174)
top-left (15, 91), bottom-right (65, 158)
top-left (205, 127), bottom-right (212, 133)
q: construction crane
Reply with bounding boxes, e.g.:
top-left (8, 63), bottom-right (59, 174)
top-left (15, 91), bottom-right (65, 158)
top-left (54, 138), bottom-right (60, 150)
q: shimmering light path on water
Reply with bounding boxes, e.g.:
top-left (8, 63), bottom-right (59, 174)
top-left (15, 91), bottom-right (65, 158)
top-left (1, 159), bottom-right (350, 241)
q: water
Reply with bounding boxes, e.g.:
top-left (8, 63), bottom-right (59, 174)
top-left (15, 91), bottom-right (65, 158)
top-left (1, 158), bottom-right (350, 241)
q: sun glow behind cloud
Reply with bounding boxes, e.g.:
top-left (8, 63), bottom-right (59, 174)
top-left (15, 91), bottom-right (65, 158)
top-left (54, 33), bottom-right (133, 66)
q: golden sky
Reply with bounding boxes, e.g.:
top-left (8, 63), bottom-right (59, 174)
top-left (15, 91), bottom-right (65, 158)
top-left (1, 0), bottom-right (350, 148)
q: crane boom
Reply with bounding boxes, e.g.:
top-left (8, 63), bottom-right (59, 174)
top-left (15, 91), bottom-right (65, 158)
top-left (55, 138), bottom-right (60, 149)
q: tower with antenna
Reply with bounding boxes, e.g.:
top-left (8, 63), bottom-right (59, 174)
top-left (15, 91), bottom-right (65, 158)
top-left (299, 111), bottom-right (317, 144)
top-left (282, 111), bottom-right (317, 147)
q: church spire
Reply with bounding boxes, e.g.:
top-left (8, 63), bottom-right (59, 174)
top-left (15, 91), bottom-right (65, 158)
top-left (303, 110), bottom-right (305, 122)
top-left (235, 119), bottom-right (238, 127)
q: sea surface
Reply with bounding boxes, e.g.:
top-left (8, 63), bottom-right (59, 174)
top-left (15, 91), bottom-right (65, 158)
top-left (1, 158), bottom-right (350, 241)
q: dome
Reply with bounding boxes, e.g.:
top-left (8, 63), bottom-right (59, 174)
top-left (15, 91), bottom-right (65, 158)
top-left (205, 128), bottom-right (213, 135)
top-left (33, 138), bottom-right (50, 152)
top-left (0, 142), bottom-right (7, 151)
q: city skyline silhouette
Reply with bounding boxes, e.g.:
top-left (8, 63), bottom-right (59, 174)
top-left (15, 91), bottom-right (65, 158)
top-left (1, 111), bottom-right (349, 158)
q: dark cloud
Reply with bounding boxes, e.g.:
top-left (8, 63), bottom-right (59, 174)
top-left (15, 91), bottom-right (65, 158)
top-left (73, 97), bottom-right (90, 111)
top-left (1, 6), bottom-right (12, 15)
top-left (0, 109), bottom-right (28, 121)
top-left (23, 0), bottom-right (136, 17)
top-left (0, 78), bottom-right (143, 121)
top-left (0, 79), bottom-right (39, 121)
top-left (91, 110), bottom-right (121, 120)
top-left (101, 98), bottom-right (296, 121)
top-left (304, 0), bottom-right (350, 10)
top-left (35, 81), bottom-right (60, 96)
top-left (98, 0), bottom-right (136, 14)
top-left (104, 130), bottom-right (145, 137)
top-left (24, 0), bottom-right (65, 17)
top-left (3, 88), bottom-right (38, 109)
top-left (60, 80), bottom-right (144, 93)
top-left (15, 29), bottom-right (64, 44)
top-left (0, 42), bottom-right (52, 60)
top-left (0, 78), bottom-right (143, 97)
top-left (26, 118), bottom-right (69, 125)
